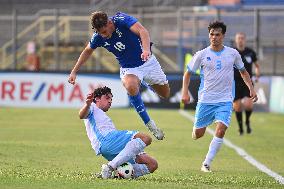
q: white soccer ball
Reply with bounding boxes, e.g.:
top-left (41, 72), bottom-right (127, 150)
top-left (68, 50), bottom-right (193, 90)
top-left (116, 162), bottom-right (134, 179)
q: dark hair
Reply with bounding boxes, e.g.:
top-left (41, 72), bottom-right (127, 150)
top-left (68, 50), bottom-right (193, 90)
top-left (93, 86), bottom-right (112, 103)
top-left (91, 11), bottom-right (108, 31)
top-left (208, 21), bottom-right (227, 34)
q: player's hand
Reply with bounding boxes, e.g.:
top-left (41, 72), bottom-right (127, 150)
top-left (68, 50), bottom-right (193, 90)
top-left (141, 50), bottom-right (151, 61)
top-left (250, 89), bottom-right (258, 102)
top-left (181, 91), bottom-right (190, 104)
top-left (68, 72), bottom-right (77, 85)
top-left (255, 76), bottom-right (259, 83)
top-left (86, 93), bottom-right (94, 106)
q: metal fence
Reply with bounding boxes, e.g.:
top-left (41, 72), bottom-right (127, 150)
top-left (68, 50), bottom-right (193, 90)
top-left (0, 6), bottom-right (284, 74)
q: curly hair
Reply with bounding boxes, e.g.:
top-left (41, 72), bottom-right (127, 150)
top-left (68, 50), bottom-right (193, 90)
top-left (93, 86), bottom-right (112, 103)
top-left (208, 21), bottom-right (227, 34)
top-left (91, 11), bottom-right (108, 31)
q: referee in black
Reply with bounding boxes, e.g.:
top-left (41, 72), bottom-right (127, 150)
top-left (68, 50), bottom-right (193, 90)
top-left (233, 32), bottom-right (260, 135)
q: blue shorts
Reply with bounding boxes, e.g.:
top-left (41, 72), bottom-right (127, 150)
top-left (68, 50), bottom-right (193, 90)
top-left (194, 102), bottom-right (233, 128)
top-left (100, 130), bottom-right (138, 162)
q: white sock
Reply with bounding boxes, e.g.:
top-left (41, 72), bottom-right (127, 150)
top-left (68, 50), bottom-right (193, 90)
top-left (203, 136), bottom-right (223, 166)
top-left (132, 164), bottom-right (150, 178)
top-left (108, 138), bottom-right (146, 169)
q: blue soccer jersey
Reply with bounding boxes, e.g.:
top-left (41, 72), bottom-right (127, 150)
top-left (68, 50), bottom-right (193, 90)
top-left (89, 12), bottom-right (146, 68)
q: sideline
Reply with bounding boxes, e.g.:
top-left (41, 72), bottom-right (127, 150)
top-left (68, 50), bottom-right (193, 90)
top-left (179, 109), bottom-right (284, 185)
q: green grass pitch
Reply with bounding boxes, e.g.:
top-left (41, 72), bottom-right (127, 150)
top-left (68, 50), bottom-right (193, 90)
top-left (0, 107), bottom-right (283, 189)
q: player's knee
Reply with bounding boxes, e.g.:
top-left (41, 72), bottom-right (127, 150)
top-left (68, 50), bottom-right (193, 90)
top-left (125, 84), bottom-right (139, 96)
top-left (215, 129), bottom-right (226, 138)
top-left (233, 101), bottom-right (242, 111)
top-left (123, 77), bottom-right (140, 96)
top-left (244, 103), bottom-right (253, 110)
top-left (195, 132), bottom-right (204, 139)
top-left (135, 133), bottom-right (152, 146)
top-left (193, 129), bottom-right (205, 139)
top-left (142, 134), bottom-right (152, 146)
top-left (148, 159), bottom-right (158, 173)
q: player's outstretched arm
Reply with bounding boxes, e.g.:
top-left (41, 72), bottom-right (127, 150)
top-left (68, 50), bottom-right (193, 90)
top-left (181, 71), bottom-right (192, 104)
top-left (240, 69), bottom-right (258, 102)
top-left (130, 22), bottom-right (151, 61)
top-left (68, 44), bottom-right (94, 85)
top-left (79, 93), bottom-right (94, 119)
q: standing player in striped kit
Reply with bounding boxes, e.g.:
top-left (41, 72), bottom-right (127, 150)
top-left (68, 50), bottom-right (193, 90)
top-left (68, 11), bottom-right (170, 140)
top-left (181, 21), bottom-right (258, 172)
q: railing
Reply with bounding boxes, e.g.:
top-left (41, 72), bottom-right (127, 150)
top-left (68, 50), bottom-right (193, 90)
top-left (1, 7), bottom-right (284, 74)
top-left (0, 14), bottom-right (174, 72)
top-left (1, 16), bottom-right (69, 69)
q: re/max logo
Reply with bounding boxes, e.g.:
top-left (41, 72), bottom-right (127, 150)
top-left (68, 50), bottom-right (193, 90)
top-left (0, 80), bottom-right (96, 102)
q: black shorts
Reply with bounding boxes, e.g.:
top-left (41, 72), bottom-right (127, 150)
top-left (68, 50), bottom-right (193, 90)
top-left (234, 81), bottom-right (250, 101)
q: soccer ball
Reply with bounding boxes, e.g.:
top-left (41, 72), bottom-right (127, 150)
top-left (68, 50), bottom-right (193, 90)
top-left (115, 162), bottom-right (134, 179)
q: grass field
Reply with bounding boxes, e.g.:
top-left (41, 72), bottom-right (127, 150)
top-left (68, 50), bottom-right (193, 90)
top-left (0, 107), bottom-right (283, 189)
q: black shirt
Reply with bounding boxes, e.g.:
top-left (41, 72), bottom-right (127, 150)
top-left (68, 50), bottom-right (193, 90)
top-left (234, 47), bottom-right (257, 82)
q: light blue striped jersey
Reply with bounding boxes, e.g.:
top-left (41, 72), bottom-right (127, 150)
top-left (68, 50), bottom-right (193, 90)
top-left (84, 103), bottom-right (116, 155)
top-left (187, 46), bottom-right (245, 103)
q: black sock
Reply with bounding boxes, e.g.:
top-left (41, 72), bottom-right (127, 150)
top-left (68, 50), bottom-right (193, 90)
top-left (245, 110), bottom-right (252, 124)
top-left (235, 111), bottom-right (243, 132)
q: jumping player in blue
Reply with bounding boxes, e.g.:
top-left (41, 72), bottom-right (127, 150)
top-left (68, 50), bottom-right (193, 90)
top-left (181, 21), bottom-right (258, 172)
top-left (68, 11), bottom-right (170, 140)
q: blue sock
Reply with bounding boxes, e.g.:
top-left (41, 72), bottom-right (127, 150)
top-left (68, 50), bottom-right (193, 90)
top-left (128, 94), bottom-right (150, 124)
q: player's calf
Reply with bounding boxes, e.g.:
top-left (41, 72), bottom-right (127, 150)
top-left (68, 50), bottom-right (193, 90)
top-left (151, 84), bottom-right (170, 99)
top-left (135, 153), bottom-right (158, 173)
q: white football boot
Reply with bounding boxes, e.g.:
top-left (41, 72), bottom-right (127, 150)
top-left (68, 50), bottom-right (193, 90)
top-left (201, 164), bottom-right (212, 173)
top-left (101, 164), bottom-right (114, 179)
top-left (145, 120), bottom-right (164, 140)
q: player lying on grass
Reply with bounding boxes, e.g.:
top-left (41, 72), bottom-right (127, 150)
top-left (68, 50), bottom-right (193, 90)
top-left (79, 85), bottom-right (158, 179)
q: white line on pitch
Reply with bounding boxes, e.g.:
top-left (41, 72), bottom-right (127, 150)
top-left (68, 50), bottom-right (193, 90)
top-left (179, 109), bottom-right (284, 185)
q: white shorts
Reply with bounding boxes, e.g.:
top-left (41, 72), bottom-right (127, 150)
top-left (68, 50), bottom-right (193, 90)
top-left (119, 55), bottom-right (168, 86)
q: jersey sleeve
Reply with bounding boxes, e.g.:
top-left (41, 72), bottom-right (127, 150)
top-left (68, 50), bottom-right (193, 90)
top-left (85, 104), bottom-right (94, 119)
top-left (252, 50), bottom-right (258, 62)
top-left (113, 12), bottom-right (138, 28)
top-left (89, 33), bottom-right (103, 49)
top-left (234, 50), bottom-right (245, 70)
top-left (186, 51), bottom-right (202, 73)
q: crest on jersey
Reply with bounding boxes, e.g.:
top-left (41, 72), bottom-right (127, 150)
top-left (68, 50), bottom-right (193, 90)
top-left (206, 57), bottom-right (211, 61)
top-left (245, 56), bottom-right (252, 63)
